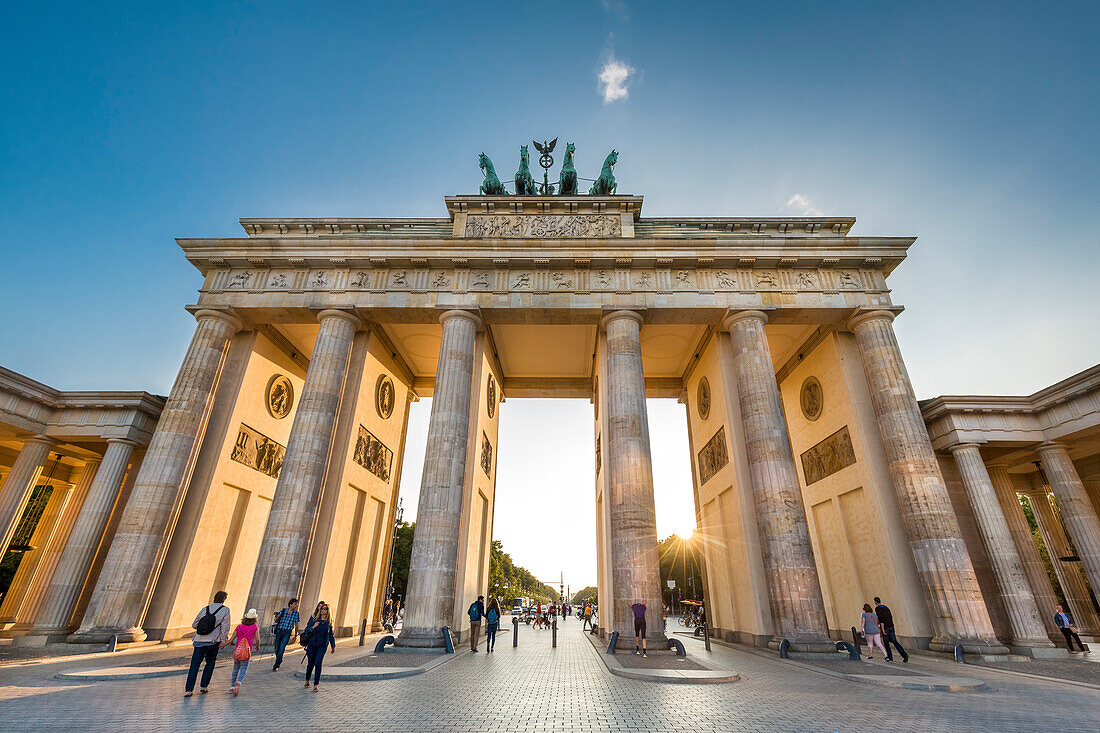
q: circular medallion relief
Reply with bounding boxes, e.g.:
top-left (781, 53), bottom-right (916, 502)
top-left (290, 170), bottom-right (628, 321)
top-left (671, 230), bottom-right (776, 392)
top-left (697, 378), bottom-right (711, 420)
top-left (800, 376), bottom-right (824, 422)
top-left (486, 373), bottom-right (496, 419)
top-left (266, 375), bottom-right (294, 419)
top-left (376, 374), bottom-right (396, 419)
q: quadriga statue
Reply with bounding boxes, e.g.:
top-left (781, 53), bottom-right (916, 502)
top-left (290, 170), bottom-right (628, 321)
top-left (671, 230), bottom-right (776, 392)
top-left (514, 145), bottom-right (536, 196)
top-left (558, 142), bottom-right (578, 195)
top-left (478, 152), bottom-right (507, 195)
top-left (589, 150), bottom-right (618, 195)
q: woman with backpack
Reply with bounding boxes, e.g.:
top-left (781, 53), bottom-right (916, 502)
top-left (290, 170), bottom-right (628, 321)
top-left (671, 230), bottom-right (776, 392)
top-left (224, 608), bottom-right (259, 697)
top-left (484, 597), bottom-right (501, 653)
top-left (302, 601), bottom-right (336, 691)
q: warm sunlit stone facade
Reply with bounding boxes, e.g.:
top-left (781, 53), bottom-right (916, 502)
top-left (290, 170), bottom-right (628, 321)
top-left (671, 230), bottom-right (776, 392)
top-left (1, 193), bottom-right (1096, 655)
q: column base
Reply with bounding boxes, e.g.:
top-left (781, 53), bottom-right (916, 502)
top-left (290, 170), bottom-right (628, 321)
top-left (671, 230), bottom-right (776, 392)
top-left (67, 626), bottom-right (147, 644)
top-left (394, 626), bottom-right (445, 649)
top-left (768, 636), bottom-right (838, 655)
top-left (1009, 643), bottom-right (1070, 659)
top-left (614, 630), bottom-right (668, 650)
top-left (929, 637), bottom-right (1008, 656)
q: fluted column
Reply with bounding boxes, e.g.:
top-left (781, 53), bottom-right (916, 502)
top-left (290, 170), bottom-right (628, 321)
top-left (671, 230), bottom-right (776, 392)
top-left (724, 311), bottom-right (832, 651)
top-left (1037, 442), bottom-right (1100, 597)
top-left (949, 444), bottom-right (1053, 651)
top-left (247, 309), bottom-right (360, 623)
top-left (987, 464), bottom-right (1063, 641)
top-left (849, 310), bottom-right (1004, 654)
top-left (0, 437), bottom-right (55, 558)
top-left (0, 477), bottom-right (72, 630)
top-left (32, 440), bottom-right (136, 638)
top-left (71, 309), bottom-right (241, 643)
top-left (6, 459), bottom-right (100, 636)
top-left (397, 310), bottom-right (480, 648)
top-left (602, 311), bottom-right (667, 647)
top-left (1025, 487), bottom-right (1100, 634)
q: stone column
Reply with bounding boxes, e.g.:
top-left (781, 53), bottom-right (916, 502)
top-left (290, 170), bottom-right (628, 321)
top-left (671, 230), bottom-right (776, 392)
top-left (397, 310), bottom-right (480, 648)
top-left (71, 309), bottom-right (241, 643)
top-left (1025, 487), bottom-right (1100, 634)
top-left (848, 310), bottom-right (1004, 654)
top-left (0, 437), bottom-right (55, 558)
top-left (987, 464), bottom-right (1063, 641)
top-left (949, 444), bottom-right (1055, 652)
top-left (1037, 442), bottom-right (1100, 597)
top-left (31, 440), bottom-right (136, 638)
top-left (724, 310), bottom-right (832, 651)
top-left (247, 309), bottom-right (360, 622)
top-left (602, 310), bottom-right (667, 647)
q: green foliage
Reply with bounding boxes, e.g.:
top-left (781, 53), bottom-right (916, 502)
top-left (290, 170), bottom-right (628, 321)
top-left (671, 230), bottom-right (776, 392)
top-left (572, 586), bottom-right (598, 605)
top-left (658, 533), bottom-right (704, 607)
top-left (389, 521), bottom-right (415, 601)
top-left (488, 539), bottom-right (557, 602)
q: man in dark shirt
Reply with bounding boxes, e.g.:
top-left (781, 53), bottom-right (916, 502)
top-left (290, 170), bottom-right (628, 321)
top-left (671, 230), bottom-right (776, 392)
top-left (630, 599), bottom-right (648, 658)
top-left (874, 596), bottom-right (909, 662)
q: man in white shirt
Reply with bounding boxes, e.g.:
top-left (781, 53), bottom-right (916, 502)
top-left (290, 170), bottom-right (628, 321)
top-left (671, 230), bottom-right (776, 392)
top-left (184, 590), bottom-right (232, 696)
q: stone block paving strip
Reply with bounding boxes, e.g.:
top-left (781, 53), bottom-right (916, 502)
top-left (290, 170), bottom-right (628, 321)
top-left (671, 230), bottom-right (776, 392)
top-left (970, 656), bottom-right (1100, 688)
top-left (2, 618), bottom-right (1100, 732)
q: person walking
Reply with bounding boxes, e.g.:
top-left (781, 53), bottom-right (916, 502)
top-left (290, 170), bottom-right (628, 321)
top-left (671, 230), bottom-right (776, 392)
top-left (383, 598), bottom-right (393, 628)
top-left (873, 596), bottom-right (909, 662)
top-left (184, 590), bottom-right (231, 697)
top-left (583, 602), bottom-right (593, 630)
top-left (1055, 605), bottom-right (1087, 653)
top-left (467, 595), bottom-right (485, 652)
top-left (271, 597), bottom-right (300, 671)
top-left (303, 602), bottom-right (336, 691)
top-left (484, 597), bottom-right (501, 653)
top-left (861, 603), bottom-right (889, 660)
top-left (226, 608), bottom-right (259, 696)
top-left (629, 599), bottom-right (647, 657)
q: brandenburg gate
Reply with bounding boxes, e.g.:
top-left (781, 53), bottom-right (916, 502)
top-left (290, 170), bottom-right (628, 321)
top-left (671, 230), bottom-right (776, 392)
top-left (7, 155), bottom-right (1096, 657)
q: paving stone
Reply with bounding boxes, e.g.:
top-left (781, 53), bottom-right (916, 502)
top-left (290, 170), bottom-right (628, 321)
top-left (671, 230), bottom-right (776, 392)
top-left (2, 619), bottom-right (1099, 731)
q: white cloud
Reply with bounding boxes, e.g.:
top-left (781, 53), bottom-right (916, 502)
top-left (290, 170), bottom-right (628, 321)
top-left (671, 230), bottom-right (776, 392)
top-left (597, 57), bottom-right (634, 104)
top-left (786, 194), bottom-right (823, 216)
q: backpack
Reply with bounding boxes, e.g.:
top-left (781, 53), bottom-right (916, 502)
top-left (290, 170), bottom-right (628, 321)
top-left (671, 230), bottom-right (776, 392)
top-left (299, 618), bottom-right (315, 647)
top-left (234, 633), bottom-right (252, 661)
top-left (486, 608), bottom-right (499, 624)
top-left (195, 605), bottom-right (219, 635)
top-left (468, 603), bottom-right (482, 622)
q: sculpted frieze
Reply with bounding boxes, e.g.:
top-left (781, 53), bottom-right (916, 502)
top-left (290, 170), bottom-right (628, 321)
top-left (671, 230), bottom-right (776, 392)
top-left (211, 265), bottom-right (877, 297)
top-left (464, 214), bottom-right (621, 238)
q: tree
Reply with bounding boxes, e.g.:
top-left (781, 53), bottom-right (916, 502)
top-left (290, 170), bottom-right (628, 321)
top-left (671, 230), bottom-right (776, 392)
top-left (389, 521), bottom-right (415, 601)
top-left (658, 533), bottom-right (704, 610)
top-left (572, 586), bottom-right (598, 605)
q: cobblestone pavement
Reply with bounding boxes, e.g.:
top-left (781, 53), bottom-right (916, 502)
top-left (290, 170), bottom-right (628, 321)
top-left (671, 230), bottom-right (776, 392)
top-left (2, 619), bottom-right (1100, 732)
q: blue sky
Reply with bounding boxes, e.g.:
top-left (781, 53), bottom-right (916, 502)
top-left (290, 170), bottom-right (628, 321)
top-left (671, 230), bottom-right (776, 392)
top-left (2, 1), bottom-right (1098, 588)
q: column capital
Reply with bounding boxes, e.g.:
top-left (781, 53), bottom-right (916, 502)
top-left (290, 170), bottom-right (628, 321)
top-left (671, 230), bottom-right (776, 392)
top-left (1036, 441), bottom-right (1070, 457)
top-left (193, 308), bottom-right (244, 332)
top-left (600, 309), bottom-right (644, 330)
top-left (846, 307), bottom-right (902, 332)
top-left (948, 442), bottom-right (985, 455)
top-left (105, 437), bottom-right (140, 449)
top-left (438, 309), bottom-right (482, 330)
top-left (316, 308), bottom-right (363, 330)
top-left (721, 309), bottom-right (768, 331)
top-left (19, 435), bottom-right (56, 449)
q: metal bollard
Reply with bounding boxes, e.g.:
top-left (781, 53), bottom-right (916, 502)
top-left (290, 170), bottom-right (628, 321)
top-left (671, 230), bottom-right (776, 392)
top-left (552, 616), bottom-right (557, 648)
top-left (851, 626), bottom-right (862, 656)
top-left (954, 644), bottom-right (964, 663)
top-left (442, 626), bottom-right (454, 654)
top-left (779, 638), bottom-right (791, 658)
top-left (606, 630), bottom-right (619, 654)
top-left (836, 640), bottom-right (859, 660)
top-left (703, 622), bottom-right (711, 652)
top-left (513, 616), bottom-right (519, 647)
top-left (107, 634), bottom-right (118, 653)
top-left (359, 618), bottom-right (368, 646)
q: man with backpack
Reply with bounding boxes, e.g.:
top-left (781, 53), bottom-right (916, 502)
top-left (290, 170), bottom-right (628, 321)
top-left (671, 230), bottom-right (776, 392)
top-left (271, 597), bottom-right (300, 671)
top-left (467, 595), bottom-right (485, 652)
top-left (184, 590), bottom-right (231, 697)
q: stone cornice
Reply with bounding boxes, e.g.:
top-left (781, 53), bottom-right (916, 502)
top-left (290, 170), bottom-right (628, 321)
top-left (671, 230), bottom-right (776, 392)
top-left (179, 237), bottom-right (913, 278)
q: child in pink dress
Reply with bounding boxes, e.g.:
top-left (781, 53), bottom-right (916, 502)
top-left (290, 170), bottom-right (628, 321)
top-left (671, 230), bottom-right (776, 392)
top-left (224, 608), bottom-right (259, 696)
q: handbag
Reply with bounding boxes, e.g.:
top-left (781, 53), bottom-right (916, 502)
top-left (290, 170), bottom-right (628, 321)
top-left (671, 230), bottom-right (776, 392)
top-left (234, 633), bottom-right (252, 661)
